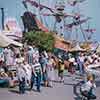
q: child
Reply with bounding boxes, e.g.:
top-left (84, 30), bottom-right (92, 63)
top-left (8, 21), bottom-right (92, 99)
top-left (47, 57), bottom-right (55, 87)
top-left (80, 74), bottom-right (96, 99)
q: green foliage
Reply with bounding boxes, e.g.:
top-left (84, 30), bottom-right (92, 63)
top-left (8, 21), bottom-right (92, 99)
top-left (24, 31), bottom-right (55, 52)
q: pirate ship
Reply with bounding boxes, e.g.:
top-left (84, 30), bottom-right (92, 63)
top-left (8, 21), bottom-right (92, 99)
top-left (21, 0), bottom-right (97, 52)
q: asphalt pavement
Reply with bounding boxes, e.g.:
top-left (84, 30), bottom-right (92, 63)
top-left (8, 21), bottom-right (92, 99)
top-left (0, 71), bottom-right (100, 100)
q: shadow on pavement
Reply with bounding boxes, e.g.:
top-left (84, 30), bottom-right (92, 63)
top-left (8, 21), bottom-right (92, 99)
top-left (64, 83), bottom-right (75, 86)
top-left (74, 96), bottom-right (82, 100)
top-left (64, 74), bottom-right (72, 77)
top-left (8, 89), bottom-right (20, 94)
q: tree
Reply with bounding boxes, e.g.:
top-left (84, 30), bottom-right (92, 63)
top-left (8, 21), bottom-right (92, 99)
top-left (24, 31), bottom-right (55, 52)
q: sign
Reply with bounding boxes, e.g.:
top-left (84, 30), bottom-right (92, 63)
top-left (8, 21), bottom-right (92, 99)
top-left (4, 17), bottom-right (22, 40)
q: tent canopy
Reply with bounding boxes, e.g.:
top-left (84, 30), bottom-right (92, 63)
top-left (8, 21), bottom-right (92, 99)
top-left (69, 43), bottom-right (86, 52)
top-left (0, 32), bottom-right (23, 47)
top-left (96, 44), bottom-right (100, 53)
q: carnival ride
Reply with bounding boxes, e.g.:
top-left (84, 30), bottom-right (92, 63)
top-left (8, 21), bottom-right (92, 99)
top-left (67, 0), bottom-right (86, 6)
top-left (22, 0), bottom-right (97, 52)
top-left (22, 0), bottom-right (83, 34)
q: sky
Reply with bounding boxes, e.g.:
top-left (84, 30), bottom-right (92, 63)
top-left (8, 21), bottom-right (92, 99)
top-left (0, 0), bottom-right (100, 41)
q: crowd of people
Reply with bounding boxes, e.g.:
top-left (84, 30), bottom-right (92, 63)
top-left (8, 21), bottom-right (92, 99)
top-left (67, 51), bottom-right (100, 99)
top-left (0, 45), bottom-right (100, 99)
top-left (0, 45), bottom-right (57, 93)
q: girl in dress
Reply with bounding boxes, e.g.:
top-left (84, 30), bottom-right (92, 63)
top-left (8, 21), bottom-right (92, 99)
top-left (47, 57), bottom-right (55, 87)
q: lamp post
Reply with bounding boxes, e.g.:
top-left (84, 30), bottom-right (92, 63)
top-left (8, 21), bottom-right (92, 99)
top-left (1, 8), bottom-right (4, 30)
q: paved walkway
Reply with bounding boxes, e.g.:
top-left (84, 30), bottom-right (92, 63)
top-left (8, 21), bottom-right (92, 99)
top-left (0, 71), bottom-right (100, 100)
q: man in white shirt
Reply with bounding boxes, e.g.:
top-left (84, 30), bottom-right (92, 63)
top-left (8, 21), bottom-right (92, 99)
top-left (30, 61), bottom-right (42, 92)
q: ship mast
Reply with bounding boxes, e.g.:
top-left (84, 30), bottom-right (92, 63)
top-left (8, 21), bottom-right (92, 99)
top-left (38, 0), bottom-right (43, 23)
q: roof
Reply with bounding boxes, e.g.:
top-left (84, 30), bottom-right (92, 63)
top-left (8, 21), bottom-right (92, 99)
top-left (0, 32), bottom-right (23, 47)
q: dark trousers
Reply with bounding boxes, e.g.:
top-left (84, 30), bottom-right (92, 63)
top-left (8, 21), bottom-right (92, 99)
top-left (30, 74), bottom-right (35, 90)
top-left (36, 72), bottom-right (41, 91)
top-left (79, 63), bottom-right (84, 75)
top-left (42, 71), bottom-right (48, 82)
top-left (19, 77), bottom-right (25, 94)
top-left (30, 72), bottom-right (41, 92)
